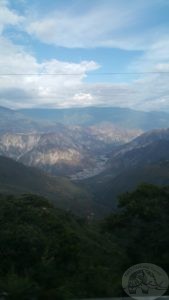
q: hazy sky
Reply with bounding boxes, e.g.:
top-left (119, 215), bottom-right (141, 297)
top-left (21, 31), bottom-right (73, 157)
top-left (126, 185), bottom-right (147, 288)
top-left (1, 0), bottom-right (169, 111)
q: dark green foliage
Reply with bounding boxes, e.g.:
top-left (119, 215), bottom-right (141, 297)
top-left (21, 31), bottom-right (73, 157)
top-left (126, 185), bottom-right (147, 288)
top-left (1, 184), bottom-right (169, 299)
top-left (0, 273), bottom-right (39, 300)
top-left (103, 183), bottom-right (169, 272)
top-left (0, 194), bottom-right (123, 299)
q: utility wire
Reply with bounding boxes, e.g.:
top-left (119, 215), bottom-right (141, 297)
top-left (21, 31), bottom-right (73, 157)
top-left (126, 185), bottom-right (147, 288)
top-left (0, 72), bottom-right (169, 76)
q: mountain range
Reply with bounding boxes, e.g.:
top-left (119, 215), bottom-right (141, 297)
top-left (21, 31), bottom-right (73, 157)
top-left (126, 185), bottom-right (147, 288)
top-left (2, 106), bottom-right (169, 133)
top-left (19, 106), bottom-right (169, 130)
top-left (0, 127), bottom-right (139, 176)
top-left (1, 105), bottom-right (169, 217)
top-left (0, 106), bottom-right (141, 176)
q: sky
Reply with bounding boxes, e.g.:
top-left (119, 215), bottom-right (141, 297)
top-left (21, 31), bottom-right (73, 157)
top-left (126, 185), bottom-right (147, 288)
top-left (0, 0), bottom-right (169, 111)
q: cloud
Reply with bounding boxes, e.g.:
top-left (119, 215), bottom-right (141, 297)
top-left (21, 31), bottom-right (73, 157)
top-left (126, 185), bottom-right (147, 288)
top-left (0, 0), bottom-right (23, 34)
top-left (0, 35), bottom-right (100, 108)
top-left (0, 1), bottom-right (102, 109)
top-left (1, 33), bottom-right (169, 111)
top-left (26, 0), bottom-right (158, 50)
top-left (1, 0), bottom-right (169, 112)
top-left (127, 36), bottom-right (169, 111)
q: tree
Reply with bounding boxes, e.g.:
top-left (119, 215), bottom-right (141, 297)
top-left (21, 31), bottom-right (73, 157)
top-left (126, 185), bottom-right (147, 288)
top-left (103, 184), bottom-right (169, 272)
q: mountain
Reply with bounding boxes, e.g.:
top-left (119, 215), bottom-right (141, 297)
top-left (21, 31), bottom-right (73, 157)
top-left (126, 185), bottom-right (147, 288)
top-left (0, 106), bottom-right (70, 133)
top-left (100, 128), bottom-right (169, 178)
top-left (82, 128), bottom-right (169, 209)
top-left (0, 155), bottom-right (107, 216)
top-left (0, 106), bottom-right (41, 133)
top-left (2, 105), bottom-right (169, 214)
top-left (108, 128), bottom-right (169, 171)
top-left (19, 106), bottom-right (169, 130)
top-left (0, 106), bottom-right (142, 178)
top-left (0, 125), bottom-right (139, 177)
top-left (2, 105), bottom-right (169, 133)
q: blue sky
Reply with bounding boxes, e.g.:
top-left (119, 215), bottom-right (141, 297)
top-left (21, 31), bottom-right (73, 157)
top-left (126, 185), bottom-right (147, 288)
top-left (0, 0), bottom-right (169, 110)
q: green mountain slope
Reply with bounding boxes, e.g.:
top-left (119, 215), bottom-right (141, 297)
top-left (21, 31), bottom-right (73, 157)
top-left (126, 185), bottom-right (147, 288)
top-left (0, 156), bottom-right (106, 216)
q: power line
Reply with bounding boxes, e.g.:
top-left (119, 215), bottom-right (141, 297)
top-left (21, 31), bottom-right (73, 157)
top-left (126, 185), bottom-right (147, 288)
top-left (0, 72), bottom-right (169, 76)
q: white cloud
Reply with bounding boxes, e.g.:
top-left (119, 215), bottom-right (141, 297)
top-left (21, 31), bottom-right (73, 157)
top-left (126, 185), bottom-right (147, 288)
top-left (126, 36), bottom-right (169, 111)
top-left (72, 93), bottom-right (94, 107)
top-left (1, 0), bottom-right (169, 112)
top-left (0, 1), bottom-right (102, 109)
top-left (0, 0), bottom-right (23, 34)
top-left (0, 35), bottom-right (100, 108)
top-left (26, 0), bottom-right (157, 50)
top-left (1, 33), bottom-right (169, 111)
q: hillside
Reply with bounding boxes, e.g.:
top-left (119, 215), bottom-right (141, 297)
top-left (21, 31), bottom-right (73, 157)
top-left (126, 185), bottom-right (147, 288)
top-left (107, 128), bottom-right (169, 174)
top-left (102, 184), bottom-right (169, 285)
top-left (0, 193), bottom-right (124, 299)
top-left (0, 185), bottom-right (169, 298)
top-left (0, 156), bottom-right (105, 216)
top-left (87, 161), bottom-right (169, 209)
top-left (82, 129), bottom-right (169, 209)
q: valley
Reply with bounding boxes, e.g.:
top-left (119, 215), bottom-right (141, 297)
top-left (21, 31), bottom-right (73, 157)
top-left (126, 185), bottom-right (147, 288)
top-left (1, 106), bottom-right (169, 216)
top-left (0, 107), bottom-right (141, 177)
top-left (70, 154), bottom-right (108, 180)
top-left (1, 1), bottom-right (169, 298)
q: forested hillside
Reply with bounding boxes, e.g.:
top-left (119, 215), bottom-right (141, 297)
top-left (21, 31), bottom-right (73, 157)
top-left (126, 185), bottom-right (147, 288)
top-left (0, 184), bottom-right (169, 299)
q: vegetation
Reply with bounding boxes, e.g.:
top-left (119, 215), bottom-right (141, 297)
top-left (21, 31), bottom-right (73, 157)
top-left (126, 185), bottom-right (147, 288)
top-left (0, 183), bottom-right (169, 299)
top-left (103, 183), bottom-right (169, 272)
top-left (0, 194), bottom-right (123, 299)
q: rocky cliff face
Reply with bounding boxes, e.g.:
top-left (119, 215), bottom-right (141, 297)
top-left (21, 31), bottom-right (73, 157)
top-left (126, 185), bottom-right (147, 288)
top-left (0, 124), bottom-right (141, 176)
top-left (0, 133), bottom-right (40, 159)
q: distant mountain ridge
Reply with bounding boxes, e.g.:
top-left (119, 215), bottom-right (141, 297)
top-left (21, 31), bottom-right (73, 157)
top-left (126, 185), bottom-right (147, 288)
top-left (1, 105), bottom-right (169, 132)
top-left (0, 106), bottom-right (53, 133)
top-left (19, 106), bottom-right (169, 130)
